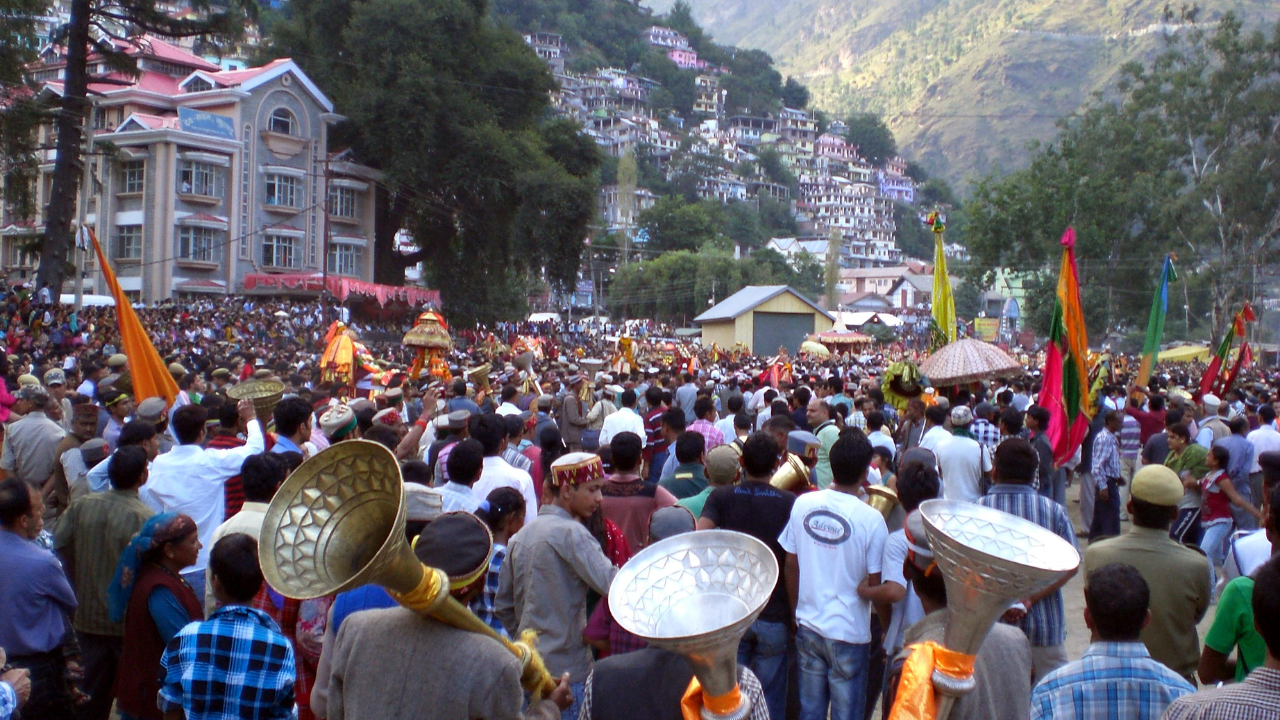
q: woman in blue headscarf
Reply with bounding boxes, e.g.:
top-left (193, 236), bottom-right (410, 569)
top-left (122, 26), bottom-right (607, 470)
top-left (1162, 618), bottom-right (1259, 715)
top-left (108, 512), bottom-right (203, 720)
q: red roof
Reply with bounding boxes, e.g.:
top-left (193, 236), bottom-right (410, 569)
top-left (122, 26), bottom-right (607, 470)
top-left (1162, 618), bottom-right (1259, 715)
top-left (180, 213), bottom-right (229, 224)
top-left (121, 112), bottom-right (179, 130)
top-left (114, 36), bottom-right (220, 72)
top-left (205, 58), bottom-right (291, 88)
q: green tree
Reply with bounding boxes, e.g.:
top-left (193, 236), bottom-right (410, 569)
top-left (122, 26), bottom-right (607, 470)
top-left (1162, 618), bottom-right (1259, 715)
top-left (38, 0), bottom-right (256, 294)
top-left (782, 77), bottom-right (809, 109)
top-left (0, 0), bottom-right (46, 222)
top-left (953, 280), bottom-right (982, 319)
top-left (843, 113), bottom-right (897, 166)
top-left (964, 15), bottom-right (1280, 339)
top-left (636, 196), bottom-right (718, 253)
top-left (271, 0), bottom-right (599, 323)
top-left (824, 227), bottom-right (840, 309)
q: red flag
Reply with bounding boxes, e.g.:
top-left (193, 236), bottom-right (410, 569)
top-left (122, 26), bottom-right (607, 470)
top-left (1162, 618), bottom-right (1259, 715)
top-left (1219, 342), bottom-right (1253, 397)
top-left (1041, 228), bottom-right (1091, 467)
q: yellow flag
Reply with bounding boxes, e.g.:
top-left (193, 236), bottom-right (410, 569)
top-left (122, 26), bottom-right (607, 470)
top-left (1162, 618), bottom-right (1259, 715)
top-left (932, 230), bottom-right (956, 343)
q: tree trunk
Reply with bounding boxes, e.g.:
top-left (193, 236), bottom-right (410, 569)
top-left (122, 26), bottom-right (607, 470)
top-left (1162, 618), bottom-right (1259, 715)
top-left (372, 190), bottom-right (413, 285)
top-left (38, 0), bottom-right (93, 297)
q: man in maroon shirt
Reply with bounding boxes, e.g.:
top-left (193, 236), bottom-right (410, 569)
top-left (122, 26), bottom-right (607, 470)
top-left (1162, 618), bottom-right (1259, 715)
top-left (1125, 390), bottom-right (1167, 445)
top-left (641, 386), bottom-right (668, 483)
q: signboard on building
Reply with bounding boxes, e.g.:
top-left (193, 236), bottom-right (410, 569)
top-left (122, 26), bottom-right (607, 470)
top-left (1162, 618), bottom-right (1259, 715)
top-left (178, 108), bottom-right (236, 140)
top-left (974, 317), bottom-right (1000, 342)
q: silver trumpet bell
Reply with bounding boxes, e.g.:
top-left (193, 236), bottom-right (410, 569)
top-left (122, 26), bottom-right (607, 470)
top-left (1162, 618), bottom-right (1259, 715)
top-left (611, 530), bottom-right (779, 720)
top-left (918, 500), bottom-right (1080, 720)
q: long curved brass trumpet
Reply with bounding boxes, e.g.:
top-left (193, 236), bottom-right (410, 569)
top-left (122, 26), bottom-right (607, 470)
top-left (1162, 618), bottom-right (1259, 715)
top-left (258, 440), bottom-right (556, 699)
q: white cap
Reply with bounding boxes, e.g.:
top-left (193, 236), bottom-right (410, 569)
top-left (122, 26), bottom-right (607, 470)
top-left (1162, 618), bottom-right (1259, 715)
top-left (1202, 393), bottom-right (1221, 411)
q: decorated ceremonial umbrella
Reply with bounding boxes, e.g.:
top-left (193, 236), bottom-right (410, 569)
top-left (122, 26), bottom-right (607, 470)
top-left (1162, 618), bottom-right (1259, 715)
top-left (813, 330), bottom-right (875, 347)
top-left (920, 338), bottom-right (1022, 386)
top-left (799, 340), bottom-right (831, 359)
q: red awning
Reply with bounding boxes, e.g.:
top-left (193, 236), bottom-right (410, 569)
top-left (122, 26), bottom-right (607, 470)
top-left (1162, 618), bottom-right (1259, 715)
top-left (241, 273), bottom-right (440, 307)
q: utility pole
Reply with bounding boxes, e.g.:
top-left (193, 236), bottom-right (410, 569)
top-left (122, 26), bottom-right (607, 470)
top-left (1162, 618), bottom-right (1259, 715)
top-left (73, 125), bottom-right (94, 311)
top-left (320, 154), bottom-right (332, 323)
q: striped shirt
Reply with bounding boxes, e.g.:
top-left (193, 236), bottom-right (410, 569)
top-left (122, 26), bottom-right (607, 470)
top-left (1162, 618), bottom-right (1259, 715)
top-left (1092, 429), bottom-right (1122, 488)
top-left (977, 484), bottom-right (1077, 646)
top-left (1030, 641), bottom-right (1194, 720)
top-left (501, 445), bottom-right (532, 474)
top-left (1162, 667), bottom-right (1280, 720)
top-left (52, 488), bottom-right (154, 635)
top-left (1119, 415), bottom-right (1142, 460)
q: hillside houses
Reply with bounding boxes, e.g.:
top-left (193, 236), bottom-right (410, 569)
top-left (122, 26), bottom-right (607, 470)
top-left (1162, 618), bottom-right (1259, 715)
top-left (521, 28), bottom-right (920, 268)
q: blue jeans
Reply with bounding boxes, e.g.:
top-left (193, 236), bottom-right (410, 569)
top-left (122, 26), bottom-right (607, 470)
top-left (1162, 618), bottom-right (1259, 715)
top-left (561, 681), bottom-right (585, 720)
top-left (795, 625), bottom-right (871, 720)
top-left (1201, 519), bottom-right (1234, 594)
top-left (736, 618), bottom-right (790, 720)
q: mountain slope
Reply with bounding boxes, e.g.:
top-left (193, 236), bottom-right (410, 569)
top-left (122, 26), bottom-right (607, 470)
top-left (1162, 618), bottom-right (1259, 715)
top-left (648, 0), bottom-right (1280, 188)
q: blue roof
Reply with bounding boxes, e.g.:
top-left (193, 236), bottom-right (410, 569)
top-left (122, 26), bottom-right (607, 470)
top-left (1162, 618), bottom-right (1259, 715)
top-left (694, 285), bottom-right (833, 323)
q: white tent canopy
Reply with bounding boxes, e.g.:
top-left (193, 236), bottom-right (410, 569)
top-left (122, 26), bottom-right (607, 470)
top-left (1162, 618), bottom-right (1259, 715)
top-left (835, 311), bottom-right (903, 329)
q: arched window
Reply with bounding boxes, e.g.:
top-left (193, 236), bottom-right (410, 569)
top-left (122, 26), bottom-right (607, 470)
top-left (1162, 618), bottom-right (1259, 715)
top-left (269, 108), bottom-right (295, 135)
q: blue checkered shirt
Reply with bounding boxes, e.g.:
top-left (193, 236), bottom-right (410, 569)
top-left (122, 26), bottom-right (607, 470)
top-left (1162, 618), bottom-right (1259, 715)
top-left (0, 680), bottom-right (15, 720)
top-left (1030, 641), bottom-right (1195, 720)
top-left (971, 418), bottom-right (1001, 450)
top-left (977, 484), bottom-right (1077, 646)
top-left (159, 605), bottom-right (297, 720)
top-left (470, 544), bottom-right (508, 638)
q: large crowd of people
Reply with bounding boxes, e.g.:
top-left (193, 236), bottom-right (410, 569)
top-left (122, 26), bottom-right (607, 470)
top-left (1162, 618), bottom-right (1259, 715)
top-left (0, 290), bottom-right (1278, 720)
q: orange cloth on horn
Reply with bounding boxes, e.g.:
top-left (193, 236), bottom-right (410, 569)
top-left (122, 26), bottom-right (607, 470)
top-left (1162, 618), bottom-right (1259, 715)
top-left (888, 641), bottom-right (976, 720)
top-left (680, 677), bottom-right (743, 720)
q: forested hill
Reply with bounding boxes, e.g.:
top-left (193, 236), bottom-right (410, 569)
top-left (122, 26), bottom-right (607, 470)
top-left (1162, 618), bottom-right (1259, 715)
top-left (490, 0), bottom-right (810, 118)
top-left (645, 0), bottom-right (1280, 188)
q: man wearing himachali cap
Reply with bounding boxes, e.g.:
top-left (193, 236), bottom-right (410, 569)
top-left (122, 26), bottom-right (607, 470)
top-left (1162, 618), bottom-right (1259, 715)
top-left (496, 452), bottom-right (618, 720)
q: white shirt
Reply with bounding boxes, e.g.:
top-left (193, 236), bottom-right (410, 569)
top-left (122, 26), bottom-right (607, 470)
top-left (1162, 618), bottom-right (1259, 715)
top-left (714, 416), bottom-right (736, 442)
top-left (205, 501), bottom-right (269, 613)
top-left (1223, 528), bottom-right (1272, 583)
top-left (496, 402), bottom-right (522, 417)
top-left (880, 529), bottom-right (924, 654)
top-left (919, 425), bottom-right (950, 454)
top-left (472, 456), bottom-right (537, 525)
top-left (599, 407), bottom-right (646, 447)
top-left (936, 434), bottom-right (991, 503)
top-left (440, 481), bottom-right (481, 514)
top-left (778, 488), bottom-right (887, 644)
top-left (140, 421), bottom-right (265, 573)
top-left (868, 430), bottom-right (896, 459)
top-left (1247, 424), bottom-right (1280, 473)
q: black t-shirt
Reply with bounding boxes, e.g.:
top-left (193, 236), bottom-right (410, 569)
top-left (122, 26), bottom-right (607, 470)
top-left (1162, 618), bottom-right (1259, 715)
top-left (701, 481), bottom-right (797, 622)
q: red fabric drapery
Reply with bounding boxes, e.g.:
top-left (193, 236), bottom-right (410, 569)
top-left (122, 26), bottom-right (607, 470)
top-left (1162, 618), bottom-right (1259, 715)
top-left (241, 273), bottom-right (440, 307)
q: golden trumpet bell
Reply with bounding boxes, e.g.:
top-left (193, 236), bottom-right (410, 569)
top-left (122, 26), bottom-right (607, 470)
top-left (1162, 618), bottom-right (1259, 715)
top-left (259, 440), bottom-right (421, 599)
top-left (228, 379), bottom-right (285, 428)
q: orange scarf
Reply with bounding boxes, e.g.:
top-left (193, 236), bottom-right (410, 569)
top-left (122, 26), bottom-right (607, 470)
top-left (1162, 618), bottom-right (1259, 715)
top-left (888, 641), bottom-right (976, 720)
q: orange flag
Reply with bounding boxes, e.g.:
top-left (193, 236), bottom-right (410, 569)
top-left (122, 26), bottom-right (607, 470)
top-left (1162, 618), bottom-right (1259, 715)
top-left (88, 228), bottom-right (179, 407)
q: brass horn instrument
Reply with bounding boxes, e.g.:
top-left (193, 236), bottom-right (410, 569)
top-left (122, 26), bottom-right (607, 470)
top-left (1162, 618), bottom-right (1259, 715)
top-left (467, 363), bottom-right (492, 396)
top-left (866, 485), bottom-right (903, 532)
top-left (908, 500), bottom-right (1080, 720)
top-left (227, 378), bottom-right (284, 430)
top-left (769, 452), bottom-right (814, 493)
top-left (611, 530), bottom-right (778, 720)
top-left (258, 441), bottom-right (556, 698)
top-left (512, 351), bottom-right (538, 397)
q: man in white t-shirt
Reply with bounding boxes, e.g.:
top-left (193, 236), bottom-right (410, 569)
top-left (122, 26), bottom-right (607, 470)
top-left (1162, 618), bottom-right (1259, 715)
top-left (779, 431), bottom-right (888, 720)
top-left (917, 405), bottom-right (951, 455)
top-left (858, 461), bottom-right (940, 660)
top-left (935, 406), bottom-right (992, 503)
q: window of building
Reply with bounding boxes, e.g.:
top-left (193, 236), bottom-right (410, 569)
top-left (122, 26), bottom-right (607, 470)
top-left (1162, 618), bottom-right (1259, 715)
top-left (265, 174), bottom-right (299, 207)
top-left (269, 108), bottom-right (296, 135)
top-left (328, 186), bottom-right (357, 218)
top-left (92, 108), bottom-right (108, 130)
top-left (327, 243), bottom-right (361, 277)
top-left (177, 226), bottom-right (219, 263)
top-left (119, 160), bottom-right (144, 194)
top-left (262, 234), bottom-right (300, 269)
top-left (179, 161), bottom-right (222, 197)
top-left (184, 77), bottom-right (213, 93)
top-left (115, 225), bottom-right (142, 259)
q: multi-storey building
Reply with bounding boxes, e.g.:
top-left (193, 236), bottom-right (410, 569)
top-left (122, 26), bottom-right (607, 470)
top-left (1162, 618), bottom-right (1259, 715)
top-left (523, 32), bottom-right (566, 74)
top-left (5, 37), bottom-right (379, 302)
top-left (597, 184), bottom-right (658, 234)
top-left (642, 26), bottom-right (690, 50)
top-left (878, 155), bottom-right (915, 204)
top-left (803, 175), bottom-right (900, 268)
top-left (693, 75), bottom-right (725, 118)
top-left (777, 107), bottom-right (816, 160)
